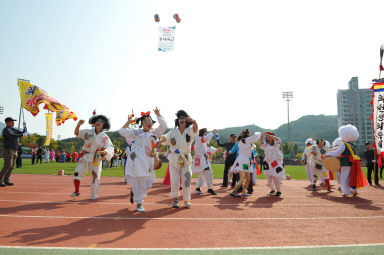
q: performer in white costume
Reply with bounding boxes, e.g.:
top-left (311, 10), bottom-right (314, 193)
top-left (229, 129), bottom-right (261, 198)
top-left (193, 128), bottom-right (217, 195)
top-left (119, 108), bottom-right (167, 212)
top-left (302, 138), bottom-right (314, 185)
top-left (71, 115), bottom-right (114, 200)
top-left (308, 138), bottom-right (332, 192)
top-left (160, 110), bottom-right (198, 208)
top-left (326, 124), bottom-right (368, 196)
top-left (259, 132), bottom-right (285, 197)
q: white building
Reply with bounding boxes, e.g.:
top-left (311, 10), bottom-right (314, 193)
top-left (337, 77), bottom-right (373, 152)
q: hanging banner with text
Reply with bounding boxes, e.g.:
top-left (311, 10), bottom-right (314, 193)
top-left (158, 26), bottom-right (176, 52)
top-left (44, 112), bottom-right (53, 146)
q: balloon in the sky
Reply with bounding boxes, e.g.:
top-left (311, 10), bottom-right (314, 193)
top-left (154, 14), bottom-right (160, 22)
top-left (173, 13), bottom-right (181, 23)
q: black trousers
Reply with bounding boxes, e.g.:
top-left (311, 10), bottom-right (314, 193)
top-left (222, 158), bottom-right (236, 186)
top-left (16, 156), bottom-right (22, 168)
top-left (31, 156), bottom-right (36, 165)
top-left (36, 156), bottom-right (42, 164)
top-left (367, 164), bottom-right (379, 184)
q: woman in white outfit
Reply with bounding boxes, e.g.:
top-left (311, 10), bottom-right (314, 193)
top-left (193, 128), bottom-right (217, 195)
top-left (259, 132), bottom-right (285, 197)
top-left (118, 108), bottom-right (167, 212)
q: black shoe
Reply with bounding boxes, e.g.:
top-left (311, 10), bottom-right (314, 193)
top-left (230, 191), bottom-right (240, 198)
top-left (130, 191), bottom-right (134, 204)
top-left (220, 184), bottom-right (228, 188)
top-left (4, 180), bottom-right (14, 186)
top-left (173, 199), bottom-right (180, 208)
top-left (268, 190), bottom-right (275, 196)
top-left (375, 183), bottom-right (382, 187)
top-left (312, 185), bottom-right (317, 191)
top-left (275, 192), bottom-right (282, 197)
top-left (0, 181), bottom-right (6, 187)
top-left (207, 189), bottom-right (217, 195)
top-left (369, 183), bottom-right (373, 186)
top-left (71, 192), bottom-right (80, 197)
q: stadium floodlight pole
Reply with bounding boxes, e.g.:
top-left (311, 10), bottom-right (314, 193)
top-left (282, 91), bottom-right (293, 142)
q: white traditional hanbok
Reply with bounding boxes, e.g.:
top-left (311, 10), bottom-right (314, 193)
top-left (163, 125), bottom-right (198, 202)
top-left (308, 144), bottom-right (331, 186)
top-left (260, 137), bottom-right (285, 193)
top-left (193, 132), bottom-right (215, 190)
top-left (74, 129), bottom-right (114, 199)
top-left (229, 132), bottom-right (261, 195)
top-left (118, 115), bottom-right (167, 204)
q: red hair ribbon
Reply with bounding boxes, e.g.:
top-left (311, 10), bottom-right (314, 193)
top-left (141, 111), bottom-right (150, 116)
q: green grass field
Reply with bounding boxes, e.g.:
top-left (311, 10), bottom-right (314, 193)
top-left (1, 158), bottom-right (371, 181)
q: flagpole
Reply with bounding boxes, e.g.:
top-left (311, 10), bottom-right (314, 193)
top-left (17, 78), bottom-right (22, 130)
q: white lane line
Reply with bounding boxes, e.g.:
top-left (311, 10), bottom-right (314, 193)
top-left (1, 190), bottom-right (383, 198)
top-left (0, 199), bottom-right (383, 207)
top-left (0, 214), bottom-right (383, 221)
top-left (0, 243), bottom-right (383, 250)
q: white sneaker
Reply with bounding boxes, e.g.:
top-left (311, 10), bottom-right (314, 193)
top-left (195, 189), bottom-right (204, 194)
top-left (90, 195), bottom-right (98, 200)
top-left (184, 201), bottom-right (192, 208)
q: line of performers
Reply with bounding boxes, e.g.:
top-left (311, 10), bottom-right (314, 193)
top-left (68, 108), bottom-right (367, 212)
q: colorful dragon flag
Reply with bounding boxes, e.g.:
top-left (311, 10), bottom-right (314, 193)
top-left (44, 113), bottom-right (53, 146)
top-left (372, 80), bottom-right (384, 153)
top-left (158, 26), bottom-right (176, 52)
top-left (18, 79), bottom-right (77, 126)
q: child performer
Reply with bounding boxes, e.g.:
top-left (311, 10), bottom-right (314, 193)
top-left (193, 128), bottom-right (217, 195)
top-left (326, 125), bottom-right (368, 196)
top-left (229, 129), bottom-right (261, 198)
top-left (71, 115), bottom-right (114, 200)
top-left (259, 132), bottom-right (285, 197)
top-left (308, 138), bottom-right (332, 192)
top-left (159, 110), bottom-right (198, 208)
top-left (118, 108), bottom-right (167, 212)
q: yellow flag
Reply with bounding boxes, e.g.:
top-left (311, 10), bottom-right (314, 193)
top-left (18, 79), bottom-right (77, 125)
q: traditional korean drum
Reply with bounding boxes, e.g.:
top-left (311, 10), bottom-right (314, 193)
top-left (323, 157), bottom-right (341, 172)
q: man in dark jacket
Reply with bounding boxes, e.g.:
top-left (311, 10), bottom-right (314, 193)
top-left (216, 134), bottom-right (237, 187)
top-left (0, 117), bottom-right (26, 186)
top-left (364, 142), bottom-right (380, 186)
top-left (36, 146), bottom-right (43, 164)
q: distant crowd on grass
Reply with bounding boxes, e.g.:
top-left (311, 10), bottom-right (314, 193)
top-left (13, 144), bottom-right (127, 169)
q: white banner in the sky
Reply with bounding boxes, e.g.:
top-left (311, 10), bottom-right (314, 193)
top-left (158, 26), bottom-right (176, 52)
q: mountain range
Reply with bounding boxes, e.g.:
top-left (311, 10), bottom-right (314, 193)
top-left (214, 115), bottom-right (338, 144)
top-left (0, 114), bottom-right (339, 147)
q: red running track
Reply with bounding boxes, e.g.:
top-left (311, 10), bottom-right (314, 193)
top-left (0, 174), bottom-right (383, 248)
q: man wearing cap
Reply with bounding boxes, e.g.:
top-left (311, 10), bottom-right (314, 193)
top-left (0, 117), bottom-right (27, 186)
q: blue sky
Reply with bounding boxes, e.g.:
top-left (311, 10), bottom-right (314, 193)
top-left (1, 0), bottom-right (383, 139)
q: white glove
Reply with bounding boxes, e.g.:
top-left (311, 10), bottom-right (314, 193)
top-left (23, 133), bottom-right (28, 137)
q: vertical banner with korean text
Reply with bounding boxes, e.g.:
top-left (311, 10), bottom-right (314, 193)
top-left (44, 113), bottom-right (53, 146)
top-left (158, 26), bottom-right (176, 52)
top-left (373, 82), bottom-right (384, 152)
